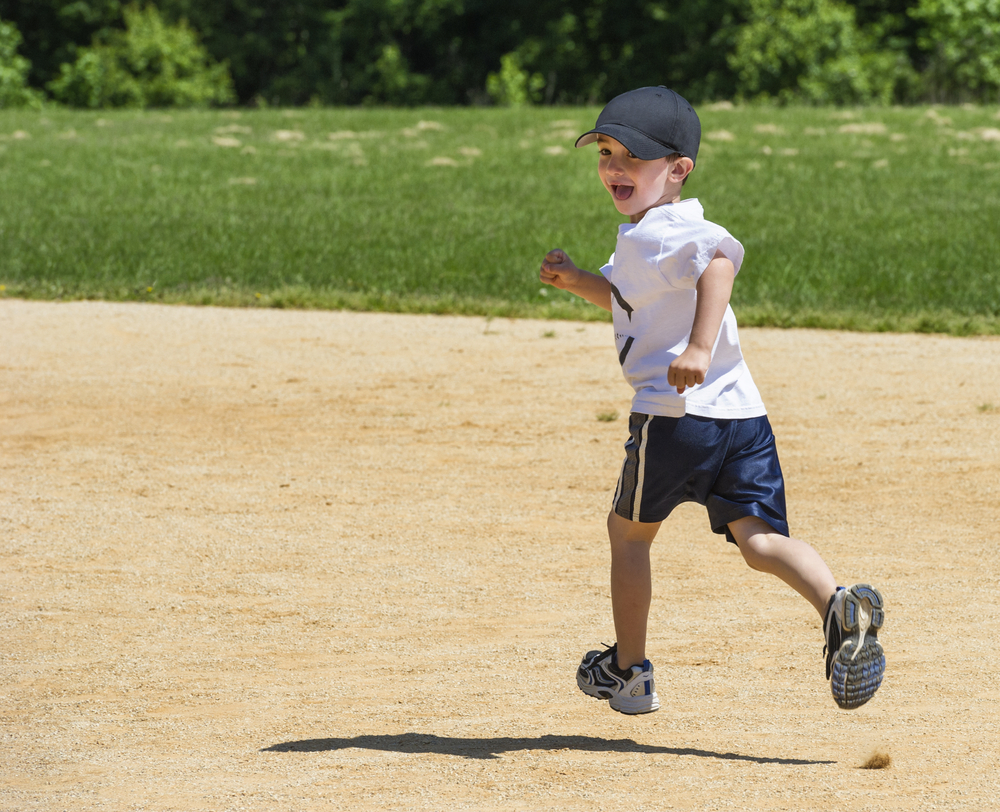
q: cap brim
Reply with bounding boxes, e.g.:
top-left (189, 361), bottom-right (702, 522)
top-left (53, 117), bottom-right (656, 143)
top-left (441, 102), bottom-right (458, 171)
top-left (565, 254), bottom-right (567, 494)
top-left (574, 124), bottom-right (676, 161)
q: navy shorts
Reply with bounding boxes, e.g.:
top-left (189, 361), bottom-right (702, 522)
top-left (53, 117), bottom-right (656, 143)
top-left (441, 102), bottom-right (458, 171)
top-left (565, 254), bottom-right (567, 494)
top-left (612, 413), bottom-right (789, 545)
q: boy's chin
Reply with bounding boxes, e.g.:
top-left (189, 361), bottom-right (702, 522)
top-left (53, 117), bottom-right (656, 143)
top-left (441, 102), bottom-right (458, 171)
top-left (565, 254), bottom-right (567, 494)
top-left (612, 200), bottom-right (640, 216)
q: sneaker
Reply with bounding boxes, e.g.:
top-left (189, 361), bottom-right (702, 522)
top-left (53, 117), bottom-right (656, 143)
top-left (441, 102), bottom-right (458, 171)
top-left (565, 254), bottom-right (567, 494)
top-left (576, 643), bottom-right (660, 714)
top-left (824, 584), bottom-right (886, 709)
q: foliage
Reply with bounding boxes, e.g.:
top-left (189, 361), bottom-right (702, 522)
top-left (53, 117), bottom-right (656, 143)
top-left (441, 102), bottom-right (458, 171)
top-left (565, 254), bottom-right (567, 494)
top-left (912, 0), bottom-right (1000, 102)
top-left (0, 0), bottom-right (738, 105)
top-left (486, 52), bottom-right (545, 107)
top-left (0, 1), bottom-right (123, 89)
top-left (3, 0), bottom-right (1000, 108)
top-left (0, 17), bottom-right (44, 108)
top-left (47, 3), bottom-right (234, 108)
top-left (729, 0), bottom-right (916, 104)
top-left (476, 1), bottom-right (743, 105)
top-left (149, 0), bottom-right (470, 106)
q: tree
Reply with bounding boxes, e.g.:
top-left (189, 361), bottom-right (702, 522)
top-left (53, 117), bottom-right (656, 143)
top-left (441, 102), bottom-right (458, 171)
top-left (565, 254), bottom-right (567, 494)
top-left (911, 0), bottom-right (1000, 102)
top-left (0, 16), bottom-right (44, 108)
top-left (0, 0), bottom-right (123, 89)
top-left (729, 0), bottom-right (915, 104)
top-left (476, 0), bottom-right (744, 106)
top-left (152, 0), bottom-right (470, 106)
top-left (47, 3), bottom-right (234, 108)
top-left (7, 0), bottom-right (998, 107)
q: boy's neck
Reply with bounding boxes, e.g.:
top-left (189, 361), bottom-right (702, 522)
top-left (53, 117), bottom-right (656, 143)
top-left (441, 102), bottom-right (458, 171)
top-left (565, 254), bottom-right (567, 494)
top-left (630, 192), bottom-right (684, 223)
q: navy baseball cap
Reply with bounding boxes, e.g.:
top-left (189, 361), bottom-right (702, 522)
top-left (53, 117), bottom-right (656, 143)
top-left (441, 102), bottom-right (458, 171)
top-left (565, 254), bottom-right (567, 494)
top-left (575, 86), bottom-right (701, 164)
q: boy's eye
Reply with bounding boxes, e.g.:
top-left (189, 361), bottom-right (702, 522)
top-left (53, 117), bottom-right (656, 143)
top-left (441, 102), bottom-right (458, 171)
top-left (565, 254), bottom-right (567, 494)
top-left (628, 152), bottom-right (637, 159)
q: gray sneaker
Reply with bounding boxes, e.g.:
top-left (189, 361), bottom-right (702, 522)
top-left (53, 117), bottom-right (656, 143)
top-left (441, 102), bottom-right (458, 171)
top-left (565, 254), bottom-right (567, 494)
top-left (576, 643), bottom-right (660, 714)
top-left (824, 584), bottom-right (885, 709)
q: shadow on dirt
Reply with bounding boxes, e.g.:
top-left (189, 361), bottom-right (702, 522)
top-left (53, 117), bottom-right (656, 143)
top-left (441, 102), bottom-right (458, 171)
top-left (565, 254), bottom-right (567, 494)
top-left (262, 733), bottom-right (834, 764)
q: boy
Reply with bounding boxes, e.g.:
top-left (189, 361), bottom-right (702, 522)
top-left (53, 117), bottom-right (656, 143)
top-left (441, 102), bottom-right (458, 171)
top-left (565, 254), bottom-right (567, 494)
top-left (539, 86), bottom-right (885, 713)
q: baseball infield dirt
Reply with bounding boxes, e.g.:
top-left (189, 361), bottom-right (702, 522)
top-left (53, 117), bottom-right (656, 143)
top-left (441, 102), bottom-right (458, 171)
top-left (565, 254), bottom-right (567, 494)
top-left (2, 299), bottom-right (998, 810)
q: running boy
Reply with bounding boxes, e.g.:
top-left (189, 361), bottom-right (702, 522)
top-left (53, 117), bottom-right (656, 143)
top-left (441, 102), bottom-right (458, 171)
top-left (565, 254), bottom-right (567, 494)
top-left (539, 86), bottom-right (885, 713)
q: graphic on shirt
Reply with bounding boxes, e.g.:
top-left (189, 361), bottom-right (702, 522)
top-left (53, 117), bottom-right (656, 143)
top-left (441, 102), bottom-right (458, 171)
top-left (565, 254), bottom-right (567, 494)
top-left (617, 335), bottom-right (634, 366)
top-left (609, 283), bottom-right (634, 321)
top-left (610, 284), bottom-right (636, 366)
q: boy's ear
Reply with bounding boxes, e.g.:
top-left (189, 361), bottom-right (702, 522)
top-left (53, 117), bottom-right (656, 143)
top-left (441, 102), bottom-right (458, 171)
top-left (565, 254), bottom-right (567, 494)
top-left (670, 156), bottom-right (694, 183)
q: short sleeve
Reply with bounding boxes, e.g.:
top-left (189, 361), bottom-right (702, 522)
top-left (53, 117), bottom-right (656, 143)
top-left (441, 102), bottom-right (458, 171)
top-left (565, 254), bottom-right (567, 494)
top-left (659, 223), bottom-right (744, 289)
top-left (715, 234), bottom-right (745, 275)
top-left (599, 253), bottom-right (615, 277)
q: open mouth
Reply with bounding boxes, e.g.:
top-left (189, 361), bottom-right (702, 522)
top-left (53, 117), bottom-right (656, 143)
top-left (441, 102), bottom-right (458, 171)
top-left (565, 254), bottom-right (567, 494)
top-left (612, 184), bottom-right (633, 201)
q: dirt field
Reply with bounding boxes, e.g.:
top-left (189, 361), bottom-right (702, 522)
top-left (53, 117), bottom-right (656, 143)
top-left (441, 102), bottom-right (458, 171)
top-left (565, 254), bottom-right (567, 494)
top-left (2, 299), bottom-right (999, 811)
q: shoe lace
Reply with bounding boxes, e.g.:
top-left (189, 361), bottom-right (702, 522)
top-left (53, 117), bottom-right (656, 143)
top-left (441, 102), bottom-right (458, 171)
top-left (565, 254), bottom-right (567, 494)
top-left (584, 643), bottom-right (618, 673)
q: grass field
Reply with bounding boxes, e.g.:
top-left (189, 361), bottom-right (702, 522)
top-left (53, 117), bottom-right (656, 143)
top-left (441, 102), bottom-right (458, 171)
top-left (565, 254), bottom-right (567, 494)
top-left (2, 104), bottom-right (999, 333)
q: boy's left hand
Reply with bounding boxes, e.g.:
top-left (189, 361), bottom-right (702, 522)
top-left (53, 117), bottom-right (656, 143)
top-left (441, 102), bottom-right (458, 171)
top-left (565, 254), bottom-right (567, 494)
top-left (668, 346), bottom-right (711, 394)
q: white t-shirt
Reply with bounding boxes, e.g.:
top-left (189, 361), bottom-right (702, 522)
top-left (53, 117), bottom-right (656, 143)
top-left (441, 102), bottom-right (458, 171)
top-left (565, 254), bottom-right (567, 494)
top-left (602, 199), bottom-right (767, 419)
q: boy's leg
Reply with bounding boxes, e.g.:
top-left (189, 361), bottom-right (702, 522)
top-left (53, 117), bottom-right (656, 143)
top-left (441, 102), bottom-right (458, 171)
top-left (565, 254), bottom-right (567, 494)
top-left (608, 510), bottom-right (662, 669)
top-left (575, 510), bottom-right (662, 714)
top-left (727, 515), bottom-right (837, 618)
top-left (728, 515), bottom-right (885, 709)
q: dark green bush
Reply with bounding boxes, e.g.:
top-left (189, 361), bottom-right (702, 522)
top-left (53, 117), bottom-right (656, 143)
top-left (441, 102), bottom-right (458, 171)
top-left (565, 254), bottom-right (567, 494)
top-left (912, 0), bottom-right (1000, 102)
top-left (3, 0), bottom-right (1000, 107)
top-left (729, 0), bottom-right (917, 104)
top-left (0, 16), bottom-right (44, 108)
top-left (47, 3), bottom-right (233, 108)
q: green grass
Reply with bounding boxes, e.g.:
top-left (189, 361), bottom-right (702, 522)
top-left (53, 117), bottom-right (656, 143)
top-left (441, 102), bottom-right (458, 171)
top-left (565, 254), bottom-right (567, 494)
top-left (2, 104), bottom-right (999, 334)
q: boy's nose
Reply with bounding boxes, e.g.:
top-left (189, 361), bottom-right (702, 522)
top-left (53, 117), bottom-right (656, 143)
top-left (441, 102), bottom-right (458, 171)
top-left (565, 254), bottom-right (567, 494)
top-left (605, 156), bottom-right (626, 176)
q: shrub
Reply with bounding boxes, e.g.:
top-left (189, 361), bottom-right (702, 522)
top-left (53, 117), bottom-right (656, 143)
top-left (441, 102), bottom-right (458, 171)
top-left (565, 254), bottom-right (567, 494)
top-left (912, 0), bottom-right (1000, 102)
top-left (486, 52), bottom-right (545, 107)
top-left (729, 0), bottom-right (916, 104)
top-left (0, 16), bottom-right (44, 108)
top-left (363, 43), bottom-right (431, 106)
top-left (47, 3), bottom-right (234, 108)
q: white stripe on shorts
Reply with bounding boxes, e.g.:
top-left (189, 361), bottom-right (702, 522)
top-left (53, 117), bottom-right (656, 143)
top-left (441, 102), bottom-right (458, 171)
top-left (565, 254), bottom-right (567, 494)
top-left (615, 414), bottom-right (654, 521)
top-left (632, 416), bottom-right (650, 521)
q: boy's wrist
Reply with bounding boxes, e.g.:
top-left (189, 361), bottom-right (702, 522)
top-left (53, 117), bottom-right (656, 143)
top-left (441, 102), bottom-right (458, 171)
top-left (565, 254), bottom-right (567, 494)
top-left (685, 340), bottom-right (714, 356)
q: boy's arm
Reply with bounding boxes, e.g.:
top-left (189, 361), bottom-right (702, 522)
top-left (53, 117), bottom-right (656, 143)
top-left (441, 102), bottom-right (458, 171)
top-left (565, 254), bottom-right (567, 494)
top-left (539, 249), bottom-right (613, 311)
top-left (668, 250), bottom-right (736, 394)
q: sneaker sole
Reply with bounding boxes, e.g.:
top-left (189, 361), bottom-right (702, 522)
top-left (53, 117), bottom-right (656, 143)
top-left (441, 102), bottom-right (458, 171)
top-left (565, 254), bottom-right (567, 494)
top-left (577, 678), bottom-right (660, 714)
top-left (609, 692), bottom-right (660, 715)
top-left (831, 583), bottom-right (885, 709)
top-left (576, 655), bottom-right (660, 714)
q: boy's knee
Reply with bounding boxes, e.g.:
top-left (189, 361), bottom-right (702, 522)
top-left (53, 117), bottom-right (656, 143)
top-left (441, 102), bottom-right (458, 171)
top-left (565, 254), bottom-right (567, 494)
top-left (729, 516), bottom-right (782, 570)
top-left (607, 510), bottom-right (661, 546)
top-left (736, 533), bottom-right (771, 571)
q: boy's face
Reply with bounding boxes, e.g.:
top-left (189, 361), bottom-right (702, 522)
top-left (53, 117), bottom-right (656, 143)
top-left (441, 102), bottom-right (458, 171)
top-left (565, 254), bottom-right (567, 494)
top-left (596, 135), bottom-right (686, 221)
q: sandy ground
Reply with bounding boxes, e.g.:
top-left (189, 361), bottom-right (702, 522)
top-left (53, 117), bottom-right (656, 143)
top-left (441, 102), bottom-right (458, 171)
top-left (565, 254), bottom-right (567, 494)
top-left (1, 299), bottom-right (999, 811)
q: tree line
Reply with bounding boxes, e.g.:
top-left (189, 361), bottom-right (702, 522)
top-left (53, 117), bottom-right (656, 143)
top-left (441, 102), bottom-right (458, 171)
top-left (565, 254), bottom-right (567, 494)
top-left (2, 0), bottom-right (999, 109)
